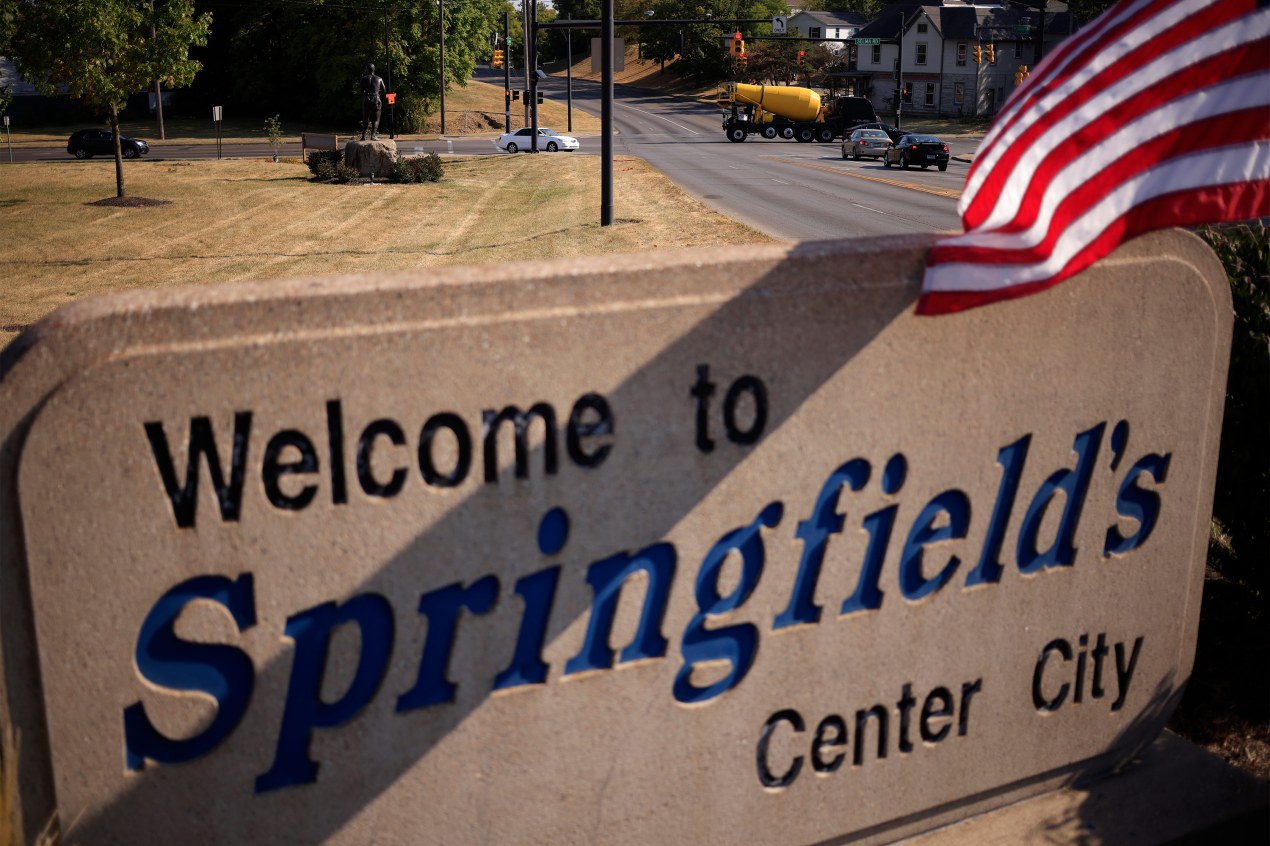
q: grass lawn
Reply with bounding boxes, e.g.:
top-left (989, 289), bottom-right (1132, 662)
top-left (0, 154), bottom-right (772, 349)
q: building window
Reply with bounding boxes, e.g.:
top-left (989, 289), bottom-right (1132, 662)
top-left (957, 43), bottom-right (967, 65)
top-left (925, 82), bottom-right (936, 106)
top-left (872, 44), bottom-right (881, 63)
top-left (955, 81), bottom-right (964, 104)
top-left (917, 22), bottom-right (928, 33)
top-left (809, 27), bottom-right (821, 38)
top-left (916, 42), bottom-right (927, 64)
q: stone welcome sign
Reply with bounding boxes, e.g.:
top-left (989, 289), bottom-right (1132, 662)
top-left (0, 231), bottom-right (1231, 844)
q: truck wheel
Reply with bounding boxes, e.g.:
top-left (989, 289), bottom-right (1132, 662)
top-left (780, 127), bottom-right (795, 139)
top-left (796, 127), bottom-right (815, 143)
top-left (726, 126), bottom-right (748, 143)
top-left (817, 127), bottom-right (835, 143)
top-left (762, 126), bottom-right (777, 140)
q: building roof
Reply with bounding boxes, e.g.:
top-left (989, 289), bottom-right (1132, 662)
top-left (790, 10), bottom-right (869, 28)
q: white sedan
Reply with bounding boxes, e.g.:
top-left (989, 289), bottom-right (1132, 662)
top-left (496, 127), bottom-right (580, 153)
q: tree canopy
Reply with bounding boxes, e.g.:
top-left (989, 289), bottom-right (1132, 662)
top-left (6, 0), bottom-right (210, 196)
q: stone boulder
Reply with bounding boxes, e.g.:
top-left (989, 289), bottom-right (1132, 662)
top-left (344, 139), bottom-right (398, 178)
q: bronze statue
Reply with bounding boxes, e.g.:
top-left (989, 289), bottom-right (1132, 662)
top-left (359, 63), bottom-right (386, 140)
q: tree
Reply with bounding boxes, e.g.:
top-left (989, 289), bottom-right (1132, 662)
top-left (7, 0), bottom-right (210, 197)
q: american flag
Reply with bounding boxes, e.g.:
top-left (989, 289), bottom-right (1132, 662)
top-left (917, 0), bottom-right (1270, 315)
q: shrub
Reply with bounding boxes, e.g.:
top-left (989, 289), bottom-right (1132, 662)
top-left (314, 158), bottom-right (358, 183)
top-left (306, 149), bottom-right (341, 177)
top-left (390, 153), bottom-right (444, 184)
top-left (1198, 222), bottom-right (1269, 594)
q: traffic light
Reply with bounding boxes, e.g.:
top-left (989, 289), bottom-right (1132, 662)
top-left (797, 50), bottom-right (806, 66)
top-left (985, 43), bottom-right (996, 63)
top-left (732, 31), bottom-right (745, 57)
top-left (1014, 64), bottom-right (1029, 85)
top-left (512, 90), bottom-right (520, 101)
top-left (972, 45), bottom-right (982, 63)
top-left (739, 53), bottom-right (748, 68)
top-left (536, 90), bottom-right (544, 105)
top-left (492, 49), bottom-right (504, 68)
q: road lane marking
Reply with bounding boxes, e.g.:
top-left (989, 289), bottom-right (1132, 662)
top-left (763, 156), bottom-right (962, 199)
top-left (851, 202), bottom-right (887, 214)
top-left (614, 102), bottom-right (701, 135)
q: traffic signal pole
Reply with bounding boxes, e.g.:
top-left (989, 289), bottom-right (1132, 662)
top-left (504, 10), bottom-right (511, 133)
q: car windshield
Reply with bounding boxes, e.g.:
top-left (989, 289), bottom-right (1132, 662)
top-left (858, 131), bottom-right (889, 139)
top-left (539, 128), bottom-right (557, 135)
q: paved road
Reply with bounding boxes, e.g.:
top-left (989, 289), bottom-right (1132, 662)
top-left (537, 75), bottom-right (967, 240)
top-left (9, 78), bottom-right (975, 240)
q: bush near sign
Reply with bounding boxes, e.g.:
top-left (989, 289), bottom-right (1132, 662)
top-left (0, 232), bottom-right (1250, 844)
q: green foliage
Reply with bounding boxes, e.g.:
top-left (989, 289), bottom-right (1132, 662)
top-left (313, 157), bottom-right (358, 183)
top-left (196, 0), bottom-right (504, 128)
top-left (305, 149), bottom-right (342, 177)
top-left (8, 0), bottom-right (210, 114)
top-left (1199, 222), bottom-right (1269, 598)
top-left (391, 152), bottom-right (444, 184)
top-left (264, 113), bottom-right (283, 153)
top-left (7, 0), bottom-right (210, 195)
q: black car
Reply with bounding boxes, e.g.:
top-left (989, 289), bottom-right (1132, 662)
top-left (67, 129), bottom-right (150, 159)
top-left (883, 134), bottom-right (950, 171)
top-left (853, 121), bottom-right (904, 143)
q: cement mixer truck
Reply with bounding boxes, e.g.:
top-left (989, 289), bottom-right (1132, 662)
top-left (718, 83), bottom-right (877, 143)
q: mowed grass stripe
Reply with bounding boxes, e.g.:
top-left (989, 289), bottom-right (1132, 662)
top-left (0, 156), bottom-right (772, 350)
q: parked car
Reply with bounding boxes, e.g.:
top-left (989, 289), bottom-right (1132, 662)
top-left (496, 127), bottom-right (580, 153)
top-left (883, 134), bottom-right (950, 171)
top-left (853, 122), bottom-right (904, 143)
top-left (842, 128), bottom-right (893, 161)
top-left (67, 129), bottom-right (149, 159)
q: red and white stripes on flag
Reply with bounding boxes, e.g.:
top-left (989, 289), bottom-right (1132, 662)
top-left (917, 0), bottom-right (1270, 315)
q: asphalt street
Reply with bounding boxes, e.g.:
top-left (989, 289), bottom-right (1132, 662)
top-left (9, 76), bottom-right (977, 240)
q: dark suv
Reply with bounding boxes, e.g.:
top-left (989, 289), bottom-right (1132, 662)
top-left (67, 129), bottom-right (150, 159)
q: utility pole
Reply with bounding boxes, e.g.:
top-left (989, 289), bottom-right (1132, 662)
top-left (384, 10), bottom-right (395, 138)
top-left (566, 13), bottom-right (573, 133)
top-left (439, 0), bottom-right (447, 134)
top-left (601, 0), bottom-right (613, 225)
top-left (530, 0), bottom-right (539, 151)
top-left (150, 0), bottom-right (165, 140)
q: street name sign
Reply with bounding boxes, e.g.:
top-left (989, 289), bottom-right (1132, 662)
top-left (0, 232), bottom-right (1232, 844)
top-left (856, 37), bottom-right (882, 45)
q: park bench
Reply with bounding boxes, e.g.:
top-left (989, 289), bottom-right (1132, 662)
top-left (301, 132), bottom-right (340, 161)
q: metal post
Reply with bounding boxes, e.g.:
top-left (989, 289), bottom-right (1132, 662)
top-left (601, 0), bottom-right (613, 226)
top-left (5, 117), bottom-right (12, 164)
top-left (566, 14), bottom-right (573, 133)
top-left (439, 0), bottom-right (447, 135)
top-left (504, 10), bottom-right (512, 133)
top-left (522, 0), bottom-right (531, 127)
top-left (385, 11), bottom-right (395, 138)
top-left (530, 0), bottom-right (539, 152)
top-left (896, 15), bottom-right (904, 130)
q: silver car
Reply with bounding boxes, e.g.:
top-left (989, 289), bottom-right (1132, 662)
top-left (496, 127), bottom-right (580, 153)
top-left (842, 128), bottom-right (893, 161)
